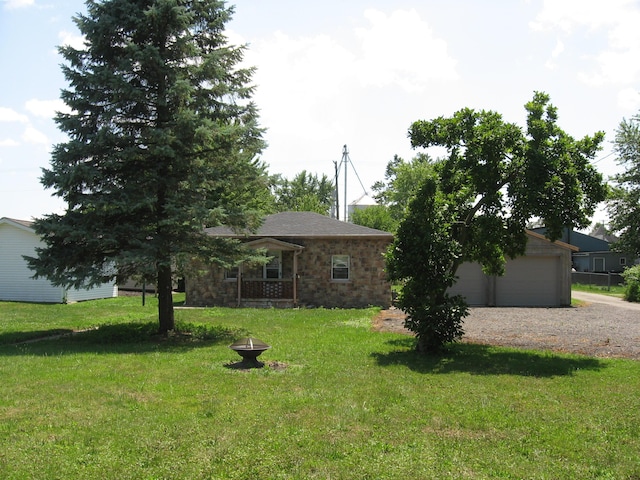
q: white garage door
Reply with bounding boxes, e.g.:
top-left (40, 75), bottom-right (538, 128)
top-left (496, 256), bottom-right (558, 306)
top-left (449, 262), bottom-right (487, 306)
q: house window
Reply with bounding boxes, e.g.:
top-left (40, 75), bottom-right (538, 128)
top-left (264, 250), bottom-right (282, 279)
top-left (224, 266), bottom-right (239, 280)
top-left (620, 257), bottom-right (627, 267)
top-left (332, 255), bottom-right (350, 280)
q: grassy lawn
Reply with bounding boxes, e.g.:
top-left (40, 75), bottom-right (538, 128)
top-left (1, 296), bottom-right (639, 479)
top-left (572, 282), bottom-right (626, 297)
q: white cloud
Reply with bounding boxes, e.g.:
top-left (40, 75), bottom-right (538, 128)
top-left (532, 0), bottom-right (640, 87)
top-left (2, 0), bottom-right (34, 9)
top-left (0, 107), bottom-right (29, 123)
top-left (355, 9), bottom-right (458, 92)
top-left (530, 0), bottom-right (635, 32)
top-left (248, 31), bottom-right (355, 101)
top-left (544, 39), bottom-right (565, 69)
top-left (58, 30), bottom-right (85, 50)
top-left (0, 138), bottom-right (20, 147)
top-left (228, 7), bottom-right (462, 184)
top-left (21, 126), bottom-right (49, 145)
top-left (617, 88), bottom-right (640, 111)
top-left (25, 98), bottom-right (71, 119)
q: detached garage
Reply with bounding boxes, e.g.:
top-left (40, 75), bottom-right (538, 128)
top-left (449, 231), bottom-right (576, 307)
top-left (0, 217), bottom-right (117, 303)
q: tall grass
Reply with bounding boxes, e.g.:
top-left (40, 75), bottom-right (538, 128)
top-left (1, 296), bottom-right (639, 479)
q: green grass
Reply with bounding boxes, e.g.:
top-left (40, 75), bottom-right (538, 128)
top-left (1, 296), bottom-right (640, 479)
top-left (572, 282), bottom-right (626, 297)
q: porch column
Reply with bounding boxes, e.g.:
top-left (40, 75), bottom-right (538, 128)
top-left (237, 263), bottom-right (243, 307)
top-left (293, 250), bottom-right (301, 306)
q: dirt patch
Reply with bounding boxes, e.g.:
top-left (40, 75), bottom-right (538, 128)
top-left (224, 360), bottom-right (289, 371)
top-left (372, 307), bottom-right (411, 335)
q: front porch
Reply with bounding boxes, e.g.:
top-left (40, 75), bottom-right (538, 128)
top-left (234, 238), bottom-right (304, 308)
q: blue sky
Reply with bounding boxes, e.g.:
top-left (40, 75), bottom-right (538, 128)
top-left (1, 0), bottom-right (639, 222)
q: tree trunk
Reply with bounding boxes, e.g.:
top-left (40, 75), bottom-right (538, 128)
top-left (157, 263), bottom-right (175, 334)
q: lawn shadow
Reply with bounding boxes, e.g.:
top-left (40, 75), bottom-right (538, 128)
top-left (0, 321), bottom-right (245, 356)
top-left (372, 338), bottom-right (605, 377)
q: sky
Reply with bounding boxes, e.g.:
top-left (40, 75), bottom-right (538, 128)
top-left (1, 0), bottom-right (639, 224)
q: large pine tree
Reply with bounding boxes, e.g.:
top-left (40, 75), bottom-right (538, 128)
top-left (27, 0), bottom-right (268, 333)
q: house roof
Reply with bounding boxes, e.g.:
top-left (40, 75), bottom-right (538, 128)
top-left (530, 227), bottom-right (607, 252)
top-left (205, 211), bottom-right (394, 239)
top-left (526, 230), bottom-right (579, 252)
top-left (0, 217), bottom-right (35, 232)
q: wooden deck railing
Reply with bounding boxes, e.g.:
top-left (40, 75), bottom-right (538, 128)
top-left (241, 278), bottom-right (294, 299)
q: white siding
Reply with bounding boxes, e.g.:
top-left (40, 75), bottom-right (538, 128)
top-left (0, 223), bottom-right (64, 302)
top-left (66, 283), bottom-right (118, 302)
top-left (0, 220), bottom-right (118, 303)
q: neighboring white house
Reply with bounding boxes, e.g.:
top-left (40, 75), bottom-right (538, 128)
top-left (0, 217), bottom-right (118, 303)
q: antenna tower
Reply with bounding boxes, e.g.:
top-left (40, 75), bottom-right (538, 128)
top-left (334, 145), bottom-right (368, 222)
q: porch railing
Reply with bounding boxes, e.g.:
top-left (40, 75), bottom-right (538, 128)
top-left (241, 278), bottom-right (294, 299)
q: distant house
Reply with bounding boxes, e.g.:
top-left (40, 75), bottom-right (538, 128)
top-left (530, 227), bottom-right (635, 273)
top-left (0, 217), bottom-right (118, 303)
top-left (186, 211), bottom-right (393, 308)
top-left (449, 231), bottom-right (576, 307)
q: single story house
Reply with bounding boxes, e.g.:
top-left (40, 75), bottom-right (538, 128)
top-left (0, 217), bottom-right (118, 303)
top-left (186, 211), bottom-right (393, 308)
top-left (448, 230), bottom-right (576, 307)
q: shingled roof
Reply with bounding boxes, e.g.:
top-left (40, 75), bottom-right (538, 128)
top-left (0, 217), bottom-right (34, 230)
top-left (205, 211), bottom-right (393, 239)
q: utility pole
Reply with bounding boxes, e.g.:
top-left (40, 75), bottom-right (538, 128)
top-left (342, 145), bottom-right (348, 222)
top-left (334, 144), bottom-right (368, 222)
top-left (333, 160), bottom-right (339, 220)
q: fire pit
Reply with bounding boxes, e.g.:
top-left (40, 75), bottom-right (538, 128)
top-left (229, 337), bottom-right (271, 367)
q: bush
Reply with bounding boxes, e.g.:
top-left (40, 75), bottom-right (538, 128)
top-left (621, 265), bottom-right (640, 302)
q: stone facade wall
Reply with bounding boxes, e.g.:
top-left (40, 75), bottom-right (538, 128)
top-left (185, 236), bottom-right (392, 308)
top-left (186, 260), bottom-right (239, 307)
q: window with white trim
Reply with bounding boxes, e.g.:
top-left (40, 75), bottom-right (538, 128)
top-left (331, 255), bottom-right (350, 280)
top-left (620, 257), bottom-right (627, 267)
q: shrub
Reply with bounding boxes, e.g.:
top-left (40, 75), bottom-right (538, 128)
top-left (621, 265), bottom-right (640, 302)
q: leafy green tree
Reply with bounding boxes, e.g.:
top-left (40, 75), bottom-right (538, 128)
top-left (607, 113), bottom-right (640, 256)
top-left (27, 0), bottom-right (268, 333)
top-left (387, 92), bottom-right (607, 352)
top-left (350, 205), bottom-right (397, 232)
top-left (371, 153), bottom-right (436, 221)
top-left (271, 170), bottom-right (334, 215)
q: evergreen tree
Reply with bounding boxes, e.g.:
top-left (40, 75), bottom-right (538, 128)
top-left (27, 0), bottom-right (268, 333)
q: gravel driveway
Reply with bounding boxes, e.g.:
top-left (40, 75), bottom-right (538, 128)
top-left (373, 292), bottom-right (640, 360)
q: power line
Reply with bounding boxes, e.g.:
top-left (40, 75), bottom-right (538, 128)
top-left (593, 151), bottom-right (615, 164)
